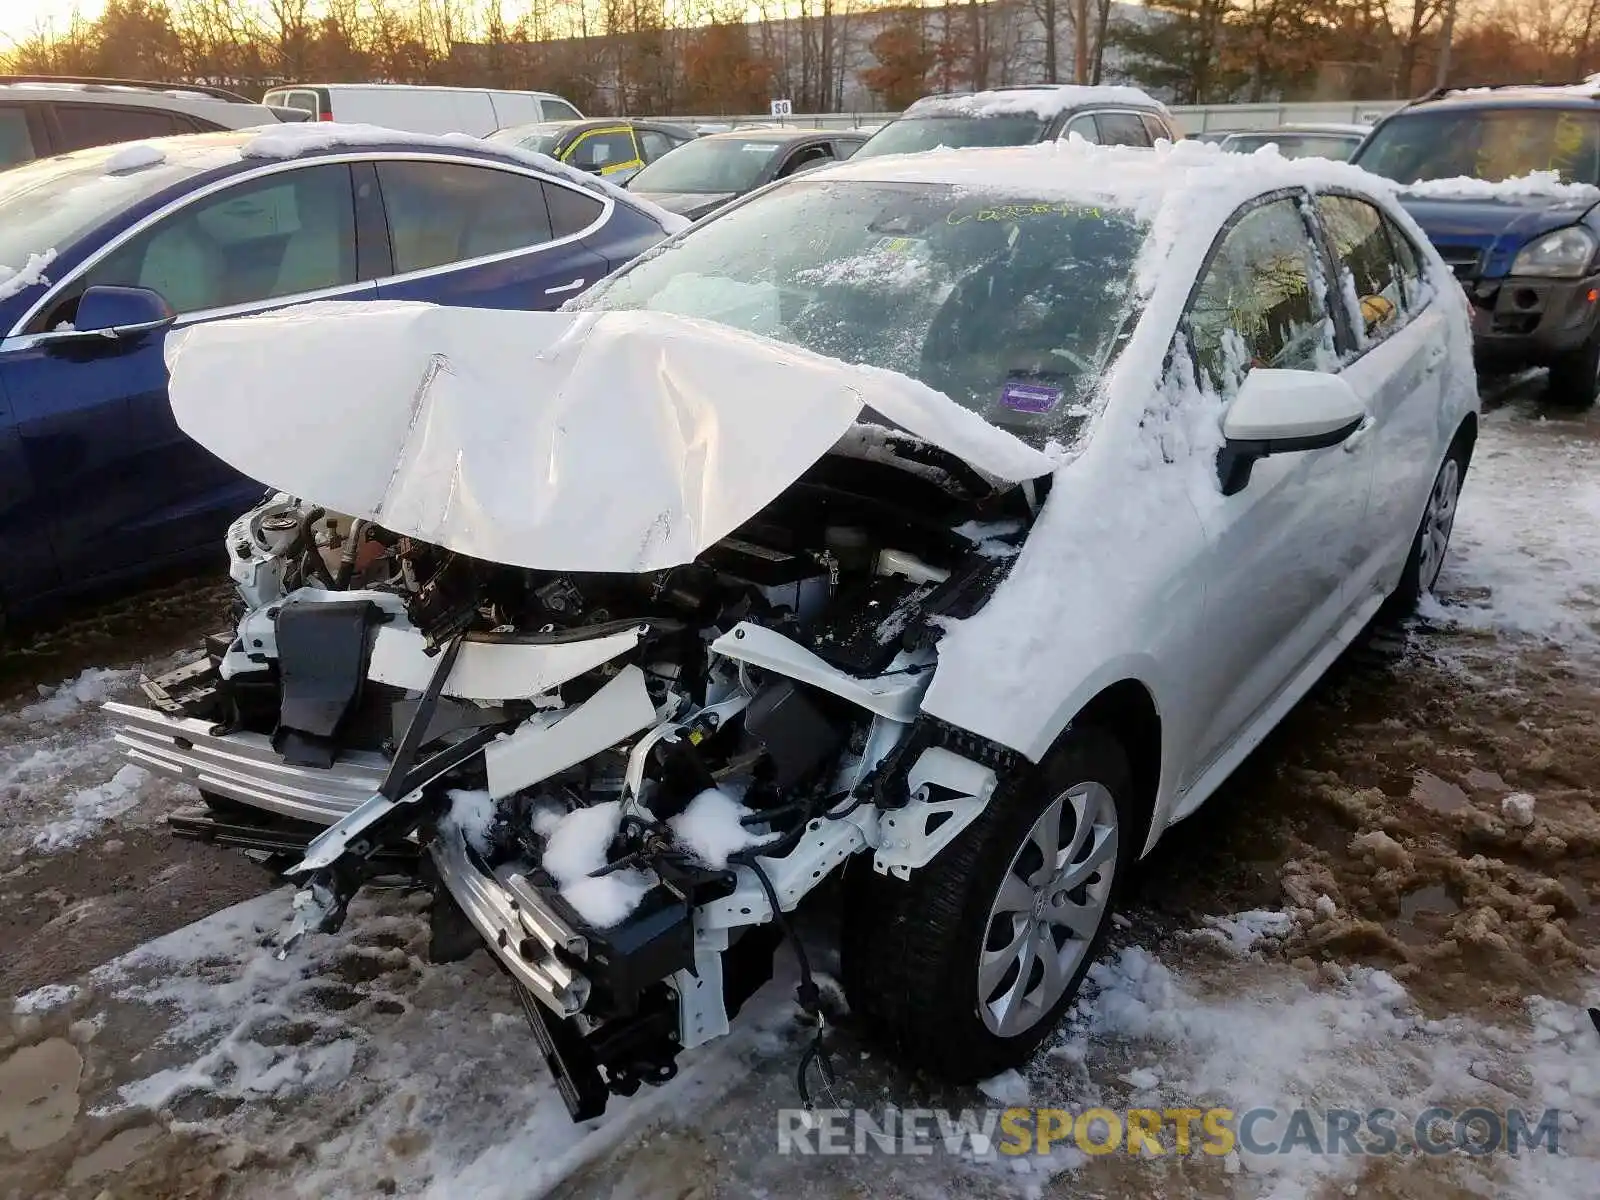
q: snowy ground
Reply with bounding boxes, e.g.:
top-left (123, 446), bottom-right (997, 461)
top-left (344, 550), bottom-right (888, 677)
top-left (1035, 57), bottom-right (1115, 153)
top-left (1, 386), bottom-right (1596, 1200)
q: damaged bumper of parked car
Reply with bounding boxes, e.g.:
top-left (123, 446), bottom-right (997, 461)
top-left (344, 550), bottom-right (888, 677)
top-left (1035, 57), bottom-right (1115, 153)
top-left (108, 302), bottom-right (1055, 1120)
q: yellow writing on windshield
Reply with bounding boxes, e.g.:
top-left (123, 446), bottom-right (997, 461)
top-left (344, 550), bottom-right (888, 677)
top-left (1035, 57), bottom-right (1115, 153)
top-left (947, 202), bottom-right (1104, 226)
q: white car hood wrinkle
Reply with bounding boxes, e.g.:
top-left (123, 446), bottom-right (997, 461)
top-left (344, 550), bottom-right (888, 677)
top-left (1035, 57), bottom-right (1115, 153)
top-left (164, 301), bottom-right (1053, 574)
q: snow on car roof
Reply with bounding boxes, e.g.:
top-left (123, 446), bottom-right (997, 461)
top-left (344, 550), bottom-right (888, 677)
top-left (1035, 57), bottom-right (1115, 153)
top-left (820, 136), bottom-right (1397, 224)
top-left (239, 122), bottom-right (690, 233)
top-left (903, 84), bottom-right (1164, 119)
top-left (1397, 170), bottom-right (1600, 203)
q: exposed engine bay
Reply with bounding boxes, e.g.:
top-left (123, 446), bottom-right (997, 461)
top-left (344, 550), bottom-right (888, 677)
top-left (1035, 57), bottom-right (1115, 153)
top-left (115, 433), bottom-right (1044, 1119)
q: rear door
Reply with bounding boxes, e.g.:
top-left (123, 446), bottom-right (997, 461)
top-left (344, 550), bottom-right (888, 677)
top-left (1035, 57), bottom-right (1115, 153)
top-left (1310, 191), bottom-right (1448, 603)
top-left (2, 161), bottom-right (374, 581)
top-left (372, 158), bottom-right (607, 309)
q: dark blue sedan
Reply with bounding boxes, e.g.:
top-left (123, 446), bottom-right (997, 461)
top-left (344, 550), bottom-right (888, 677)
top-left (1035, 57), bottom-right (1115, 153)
top-left (0, 127), bottom-right (678, 625)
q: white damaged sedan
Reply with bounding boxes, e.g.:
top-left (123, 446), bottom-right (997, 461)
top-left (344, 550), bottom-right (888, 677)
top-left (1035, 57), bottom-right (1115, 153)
top-left (111, 139), bottom-right (1478, 1118)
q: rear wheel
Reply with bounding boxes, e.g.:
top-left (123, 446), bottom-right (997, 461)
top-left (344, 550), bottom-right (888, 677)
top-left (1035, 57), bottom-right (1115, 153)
top-left (1545, 326), bottom-right (1600, 409)
top-left (841, 727), bottom-right (1134, 1081)
top-left (1388, 444), bottom-right (1467, 615)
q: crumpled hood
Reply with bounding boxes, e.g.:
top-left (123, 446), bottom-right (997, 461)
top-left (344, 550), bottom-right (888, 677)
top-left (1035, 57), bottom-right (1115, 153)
top-left (631, 191), bottom-right (736, 219)
top-left (1395, 193), bottom-right (1598, 277)
top-left (164, 301), bottom-right (1054, 574)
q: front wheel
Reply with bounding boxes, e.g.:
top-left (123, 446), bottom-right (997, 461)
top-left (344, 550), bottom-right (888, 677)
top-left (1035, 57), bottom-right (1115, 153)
top-left (841, 727), bottom-right (1135, 1082)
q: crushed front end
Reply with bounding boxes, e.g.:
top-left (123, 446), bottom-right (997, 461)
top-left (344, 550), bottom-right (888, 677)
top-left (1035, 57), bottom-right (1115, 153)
top-left (112, 439), bottom-right (1039, 1119)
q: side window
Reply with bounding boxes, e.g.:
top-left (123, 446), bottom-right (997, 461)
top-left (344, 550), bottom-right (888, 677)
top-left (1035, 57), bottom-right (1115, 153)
top-left (52, 104), bottom-right (185, 151)
top-left (377, 161), bottom-right (554, 272)
top-left (0, 105), bottom-right (36, 169)
top-left (1315, 194), bottom-right (1407, 348)
top-left (1380, 212), bottom-right (1427, 313)
top-left (569, 130), bottom-right (637, 170)
top-left (1140, 113), bottom-right (1172, 143)
top-left (833, 138), bottom-right (864, 160)
top-left (637, 129), bottom-right (674, 161)
top-left (1186, 197), bottom-right (1337, 398)
top-left (541, 100), bottom-right (583, 122)
top-left (72, 163), bottom-right (358, 318)
top-left (1062, 114), bottom-right (1100, 144)
top-left (779, 144), bottom-right (833, 177)
top-left (1094, 111), bottom-right (1153, 147)
top-left (543, 181), bottom-right (605, 238)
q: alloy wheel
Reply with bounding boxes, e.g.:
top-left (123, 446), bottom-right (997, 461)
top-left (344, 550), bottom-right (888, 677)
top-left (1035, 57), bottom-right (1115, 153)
top-left (977, 782), bottom-right (1119, 1037)
top-left (1418, 457), bottom-right (1462, 593)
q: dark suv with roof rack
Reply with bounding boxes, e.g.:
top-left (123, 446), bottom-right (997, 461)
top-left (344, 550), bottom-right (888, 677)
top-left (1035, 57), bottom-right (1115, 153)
top-left (0, 75), bottom-right (305, 171)
top-left (1350, 81), bottom-right (1600, 406)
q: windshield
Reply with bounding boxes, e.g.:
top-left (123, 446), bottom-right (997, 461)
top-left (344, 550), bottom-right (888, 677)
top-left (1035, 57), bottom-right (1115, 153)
top-left (629, 137), bottom-right (783, 194)
top-left (577, 180), bottom-right (1148, 447)
top-left (1224, 132), bottom-right (1362, 161)
top-left (0, 144), bottom-right (220, 284)
top-left (1354, 107), bottom-right (1600, 185)
top-left (853, 115), bottom-right (1052, 159)
top-left (487, 123), bottom-right (565, 156)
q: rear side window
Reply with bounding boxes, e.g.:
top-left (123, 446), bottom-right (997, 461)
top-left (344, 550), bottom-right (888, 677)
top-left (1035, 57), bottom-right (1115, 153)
top-left (1380, 212), bottom-right (1427, 312)
top-left (1062, 114), bottom-right (1100, 144)
top-left (544, 182), bottom-right (604, 238)
top-left (637, 129), bottom-right (675, 161)
top-left (542, 100), bottom-right (582, 122)
top-left (1140, 113), bottom-right (1171, 143)
top-left (779, 143), bottom-right (833, 177)
top-left (1315, 194), bottom-right (1408, 349)
top-left (0, 106), bottom-right (36, 169)
top-left (377, 161), bottom-right (554, 272)
top-left (1095, 112), bottom-right (1153, 147)
top-left (52, 104), bottom-right (189, 151)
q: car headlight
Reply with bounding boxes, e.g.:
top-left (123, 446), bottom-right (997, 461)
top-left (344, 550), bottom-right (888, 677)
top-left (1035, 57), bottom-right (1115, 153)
top-left (1510, 226), bottom-right (1598, 278)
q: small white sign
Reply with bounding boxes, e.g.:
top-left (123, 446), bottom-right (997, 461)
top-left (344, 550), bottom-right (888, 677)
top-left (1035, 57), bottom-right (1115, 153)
top-left (770, 98), bottom-right (793, 117)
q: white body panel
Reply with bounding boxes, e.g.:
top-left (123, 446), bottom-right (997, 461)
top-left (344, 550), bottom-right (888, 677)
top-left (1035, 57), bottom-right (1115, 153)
top-left (267, 86), bottom-right (580, 137)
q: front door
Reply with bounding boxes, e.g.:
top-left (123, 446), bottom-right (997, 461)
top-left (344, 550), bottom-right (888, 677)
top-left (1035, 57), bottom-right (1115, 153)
top-left (1182, 193), bottom-right (1376, 777)
top-left (1, 160), bottom-right (373, 584)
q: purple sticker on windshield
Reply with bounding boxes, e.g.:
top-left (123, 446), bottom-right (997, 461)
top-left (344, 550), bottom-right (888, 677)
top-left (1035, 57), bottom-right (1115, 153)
top-left (1000, 381), bottom-right (1063, 414)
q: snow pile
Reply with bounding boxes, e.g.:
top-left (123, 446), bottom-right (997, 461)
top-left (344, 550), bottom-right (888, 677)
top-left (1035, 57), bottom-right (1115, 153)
top-left (31, 763), bottom-right (150, 852)
top-left (538, 800), bottom-right (653, 928)
top-left (1424, 414), bottom-right (1600, 649)
top-left (0, 666), bottom-right (167, 858)
top-left (441, 788), bottom-right (496, 855)
top-left (977, 1068), bottom-right (1031, 1106)
top-left (12, 982), bottom-right (81, 1015)
top-left (1400, 170), bottom-right (1600, 203)
top-left (0, 248), bottom-right (55, 302)
top-left (1193, 908), bottom-right (1296, 956)
top-left (103, 143), bottom-right (166, 173)
top-left (669, 788), bottom-right (774, 869)
top-left (239, 122), bottom-right (690, 234)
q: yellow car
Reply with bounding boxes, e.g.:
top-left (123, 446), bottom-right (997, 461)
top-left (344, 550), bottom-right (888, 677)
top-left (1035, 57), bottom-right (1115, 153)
top-left (487, 118), bottom-right (699, 183)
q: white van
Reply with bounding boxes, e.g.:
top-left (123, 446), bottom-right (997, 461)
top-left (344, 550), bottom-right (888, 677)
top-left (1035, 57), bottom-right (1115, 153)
top-left (260, 84), bottom-right (583, 137)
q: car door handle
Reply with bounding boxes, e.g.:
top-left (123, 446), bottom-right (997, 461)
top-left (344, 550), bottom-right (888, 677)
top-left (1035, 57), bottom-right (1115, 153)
top-left (543, 278), bottom-right (586, 295)
top-left (1342, 415), bottom-right (1376, 453)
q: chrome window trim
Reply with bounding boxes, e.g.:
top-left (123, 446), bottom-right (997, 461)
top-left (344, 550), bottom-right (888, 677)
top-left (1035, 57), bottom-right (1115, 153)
top-left (5, 150), bottom-right (614, 339)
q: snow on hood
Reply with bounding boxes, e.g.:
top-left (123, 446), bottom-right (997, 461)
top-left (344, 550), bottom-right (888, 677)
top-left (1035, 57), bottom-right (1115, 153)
top-left (163, 301), bottom-right (1053, 574)
top-left (240, 122), bottom-right (690, 235)
top-left (1398, 170), bottom-right (1600, 204)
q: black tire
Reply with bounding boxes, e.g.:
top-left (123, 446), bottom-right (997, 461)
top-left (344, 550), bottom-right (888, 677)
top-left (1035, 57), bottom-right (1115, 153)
top-left (840, 726), bottom-right (1136, 1082)
top-left (1545, 327), bottom-right (1600, 409)
top-left (1387, 440), bottom-right (1470, 617)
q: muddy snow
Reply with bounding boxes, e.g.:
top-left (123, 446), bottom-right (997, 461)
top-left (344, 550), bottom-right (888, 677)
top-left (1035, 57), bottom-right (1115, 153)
top-left (1, 387), bottom-right (1596, 1200)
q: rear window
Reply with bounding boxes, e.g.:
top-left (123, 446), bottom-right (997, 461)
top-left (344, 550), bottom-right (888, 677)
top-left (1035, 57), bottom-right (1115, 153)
top-left (0, 106), bottom-right (36, 169)
top-left (542, 100), bottom-right (582, 121)
top-left (53, 104), bottom-right (193, 151)
top-left (852, 115), bottom-right (1051, 159)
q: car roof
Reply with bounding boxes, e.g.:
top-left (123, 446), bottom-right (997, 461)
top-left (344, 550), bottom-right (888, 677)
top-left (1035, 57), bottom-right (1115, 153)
top-left (1226, 123), bottom-right (1369, 136)
top-left (697, 128), bottom-right (851, 144)
top-left (812, 139), bottom-right (1392, 214)
top-left (0, 76), bottom-right (283, 127)
top-left (901, 84), bottom-right (1167, 120)
top-left (1402, 81), bottom-right (1600, 112)
top-left (273, 82), bottom-right (568, 100)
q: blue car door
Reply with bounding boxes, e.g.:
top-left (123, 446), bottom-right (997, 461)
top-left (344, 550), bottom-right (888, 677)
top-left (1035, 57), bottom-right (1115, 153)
top-left (0, 161), bottom-right (374, 586)
top-left (371, 160), bottom-right (608, 310)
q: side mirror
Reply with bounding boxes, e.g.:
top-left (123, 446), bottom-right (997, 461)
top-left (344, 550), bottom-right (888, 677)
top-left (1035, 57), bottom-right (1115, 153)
top-left (38, 286), bottom-right (175, 349)
top-left (1216, 368), bottom-right (1366, 496)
